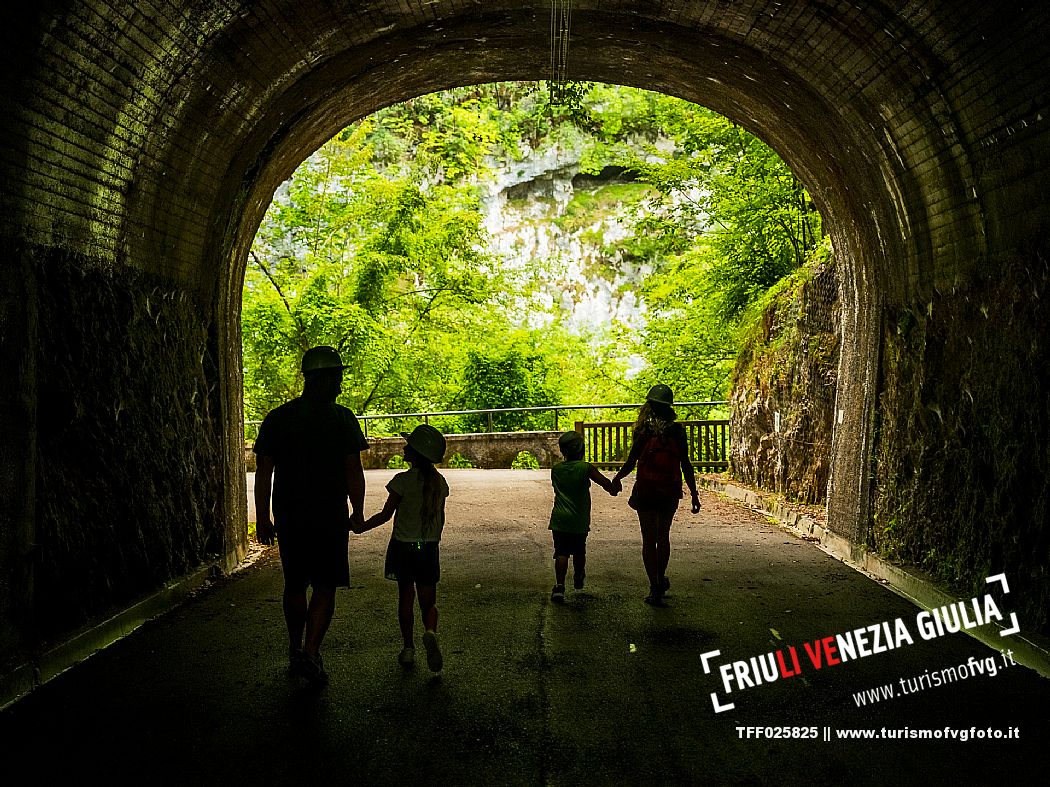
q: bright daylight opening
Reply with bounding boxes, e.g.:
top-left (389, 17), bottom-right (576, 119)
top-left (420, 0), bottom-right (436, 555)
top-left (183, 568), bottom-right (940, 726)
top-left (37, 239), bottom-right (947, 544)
top-left (241, 81), bottom-right (828, 482)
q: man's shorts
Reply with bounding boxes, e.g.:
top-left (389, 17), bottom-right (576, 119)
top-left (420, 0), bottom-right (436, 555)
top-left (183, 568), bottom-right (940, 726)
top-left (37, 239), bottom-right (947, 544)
top-left (385, 538), bottom-right (441, 585)
top-left (552, 531), bottom-right (587, 560)
top-left (276, 521), bottom-right (350, 590)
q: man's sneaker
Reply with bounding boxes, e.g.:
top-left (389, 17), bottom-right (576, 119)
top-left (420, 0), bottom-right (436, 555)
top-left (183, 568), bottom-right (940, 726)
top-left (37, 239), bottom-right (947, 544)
top-left (297, 651), bottom-right (329, 687)
top-left (288, 647), bottom-right (305, 673)
top-left (573, 572), bottom-right (585, 590)
top-left (551, 584), bottom-right (566, 603)
top-left (660, 575), bottom-right (671, 595)
top-left (398, 647), bottom-right (416, 668)
top-left (422, 630), bottom-right (443, 673)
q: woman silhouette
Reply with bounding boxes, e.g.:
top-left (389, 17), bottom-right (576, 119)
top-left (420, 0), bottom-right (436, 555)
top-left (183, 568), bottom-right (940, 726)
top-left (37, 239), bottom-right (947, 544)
top-left (612, 384), bottom-right (701, 605)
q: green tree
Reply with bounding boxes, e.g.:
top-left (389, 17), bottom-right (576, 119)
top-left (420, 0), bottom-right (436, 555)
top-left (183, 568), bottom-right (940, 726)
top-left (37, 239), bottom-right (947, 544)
top-left (243, 121), bottom-right (499, 424)
top-left (242, 81), bottom-right (824, 427)
top-left (457, 339), bottom-right (561, 431)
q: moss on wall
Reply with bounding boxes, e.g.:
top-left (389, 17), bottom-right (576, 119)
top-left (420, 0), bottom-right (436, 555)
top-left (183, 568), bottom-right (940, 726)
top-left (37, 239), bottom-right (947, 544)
top-left (870, 253), bottom-right (1050, 634)
top-left (33, 254), bottom-right (224, 640)
top-left (729, 259), bottom-right (839, 504)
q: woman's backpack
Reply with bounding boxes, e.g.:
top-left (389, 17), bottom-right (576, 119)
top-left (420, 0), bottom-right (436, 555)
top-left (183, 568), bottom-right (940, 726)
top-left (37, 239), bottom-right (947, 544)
top-left (635, 431), bottom-right (683, 497)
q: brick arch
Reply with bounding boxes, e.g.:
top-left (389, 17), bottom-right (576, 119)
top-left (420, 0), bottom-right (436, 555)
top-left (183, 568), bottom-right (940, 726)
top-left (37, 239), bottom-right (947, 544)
top-left (2, 2), bottom-right (1048, 665)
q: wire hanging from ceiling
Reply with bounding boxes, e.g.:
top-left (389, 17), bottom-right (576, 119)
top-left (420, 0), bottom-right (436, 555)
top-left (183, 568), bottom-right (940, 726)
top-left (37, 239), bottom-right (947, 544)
top-left (548, 0), bottom-right (582, 110)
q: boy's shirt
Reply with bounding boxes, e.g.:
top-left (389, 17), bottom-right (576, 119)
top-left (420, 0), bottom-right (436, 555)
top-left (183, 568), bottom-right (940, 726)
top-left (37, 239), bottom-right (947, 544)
top-left (549, 459), bottom-right (592, 534)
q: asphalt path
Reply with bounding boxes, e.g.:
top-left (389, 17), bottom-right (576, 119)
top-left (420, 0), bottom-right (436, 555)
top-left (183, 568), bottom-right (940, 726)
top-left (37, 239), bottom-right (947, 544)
top-left (3, 470), bottom-right (1048, 785)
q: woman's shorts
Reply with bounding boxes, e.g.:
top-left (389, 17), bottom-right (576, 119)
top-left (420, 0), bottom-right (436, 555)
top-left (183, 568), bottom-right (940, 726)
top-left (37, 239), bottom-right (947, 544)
top-left (385, 538), bottom-right (441, 585)
top-left (628, 489), bottom-right (681, 516)
top-left (276, 523), bottom-right (350, 590)
top-left (552, 531), bottom-right (587, 560)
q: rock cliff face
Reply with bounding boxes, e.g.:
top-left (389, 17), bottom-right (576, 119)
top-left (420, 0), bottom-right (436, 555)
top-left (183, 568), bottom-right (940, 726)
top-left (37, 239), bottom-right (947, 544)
top-left (477, 140), bottom-right (653, 340)
top-left (729, 260), bottom-right (840, 504)
top-left (483, 140), bottom-right (844, 508)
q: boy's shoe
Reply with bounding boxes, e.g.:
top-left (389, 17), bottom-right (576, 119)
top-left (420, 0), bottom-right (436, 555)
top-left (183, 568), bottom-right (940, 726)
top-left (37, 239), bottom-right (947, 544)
top-left (398, 647), bottom-right (416, 668)
top-left (296, 651), bottom-right (329, 687)
top-left (423, 630), bottom-right (443, 673)
top-left (573, 572), bottom-right (585, 590)
top-left (660, 575), bottom-right (670, 595)
top-left (551, 584), bottom-right (566, 603)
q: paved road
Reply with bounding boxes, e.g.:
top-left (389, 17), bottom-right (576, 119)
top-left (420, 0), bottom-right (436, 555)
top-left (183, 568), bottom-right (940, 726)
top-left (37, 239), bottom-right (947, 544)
top-left (3, 470), bottom-right (1048, 785)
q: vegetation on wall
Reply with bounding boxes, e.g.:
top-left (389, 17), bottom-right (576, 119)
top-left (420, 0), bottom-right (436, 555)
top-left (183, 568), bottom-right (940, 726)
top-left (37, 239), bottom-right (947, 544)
top-left (729, 245), bottom-right (839, 503)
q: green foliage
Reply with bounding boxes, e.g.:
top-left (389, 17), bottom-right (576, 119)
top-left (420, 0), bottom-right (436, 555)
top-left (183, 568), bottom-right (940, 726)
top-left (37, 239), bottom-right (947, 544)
top-left (242, 80), bottom-right (825, 426)
top-left (387, 454), bottom-right (409, 469)
top-left (511, 451), bottom-right (541, 470)
top-left (446, 452), bottom-right (474, 469)
top-left (458, 340), bottom-right (560, 431)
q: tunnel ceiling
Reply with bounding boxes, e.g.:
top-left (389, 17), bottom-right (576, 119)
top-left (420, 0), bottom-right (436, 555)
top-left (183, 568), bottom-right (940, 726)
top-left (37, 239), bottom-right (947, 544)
top-left (4, 1), bottom-right (1046, 317)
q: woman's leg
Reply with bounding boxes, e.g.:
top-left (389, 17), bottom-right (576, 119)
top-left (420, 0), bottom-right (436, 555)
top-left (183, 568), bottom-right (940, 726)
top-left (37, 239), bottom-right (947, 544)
top-left (638, 510), bottom-right (661, 592)
top-left (398, 580), bottom-right (416, 648)
top-left (655, 509), bottom-right (675, 587)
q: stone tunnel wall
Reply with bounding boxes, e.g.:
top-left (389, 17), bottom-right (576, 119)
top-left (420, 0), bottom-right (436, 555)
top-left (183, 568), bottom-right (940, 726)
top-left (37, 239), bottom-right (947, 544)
top-left (730, 259), bottom-right (840, 505)
top-left (2, 0), bottom-right (1050, 669)
top-left (870, 251), bottom-right (1050, 635)
top-left (29, 252), bottom-right (225, 648)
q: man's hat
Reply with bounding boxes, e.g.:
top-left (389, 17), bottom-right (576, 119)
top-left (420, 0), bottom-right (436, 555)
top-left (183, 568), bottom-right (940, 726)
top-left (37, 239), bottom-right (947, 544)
top-left (301, 345), bottom-right (346, 374)
top-left (645, 383), bottom-right (674, 406)
top-left (402, 424), bottom-right (447, 464)
top-left (558, 430), bottom-right (585, 453)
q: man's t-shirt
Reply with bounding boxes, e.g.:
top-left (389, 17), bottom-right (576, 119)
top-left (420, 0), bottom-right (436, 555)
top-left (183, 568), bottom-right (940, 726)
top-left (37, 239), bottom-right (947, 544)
top-left (253, 397), bottom-right (368, 527)
top-left (387, 468), bottom-right (450, 543)
top-left (549, 459), bottom-right (593, 534)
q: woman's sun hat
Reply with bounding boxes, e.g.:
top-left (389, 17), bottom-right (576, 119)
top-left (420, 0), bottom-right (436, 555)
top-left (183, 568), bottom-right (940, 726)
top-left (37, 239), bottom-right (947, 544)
top-left (401, 423), bottom-right (447, 464)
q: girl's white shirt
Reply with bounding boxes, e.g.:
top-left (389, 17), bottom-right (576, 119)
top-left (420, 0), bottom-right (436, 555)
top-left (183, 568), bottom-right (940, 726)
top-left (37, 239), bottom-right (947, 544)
top-left (387, 467), bottom-right (449, 542)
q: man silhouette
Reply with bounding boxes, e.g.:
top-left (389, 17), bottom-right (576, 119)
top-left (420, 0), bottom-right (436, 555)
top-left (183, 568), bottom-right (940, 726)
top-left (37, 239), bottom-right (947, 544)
top-left (253, 345), bottom-right (368, 686)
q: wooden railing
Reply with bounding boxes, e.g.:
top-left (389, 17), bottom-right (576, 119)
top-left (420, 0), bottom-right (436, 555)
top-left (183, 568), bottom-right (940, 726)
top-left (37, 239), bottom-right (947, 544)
top-left (575, 420), bottom-right (731, 471)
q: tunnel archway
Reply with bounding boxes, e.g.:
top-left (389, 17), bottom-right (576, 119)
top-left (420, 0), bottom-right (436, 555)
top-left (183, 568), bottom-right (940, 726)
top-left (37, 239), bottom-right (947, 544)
top-left (2, 2), bottom-right (1047, 667)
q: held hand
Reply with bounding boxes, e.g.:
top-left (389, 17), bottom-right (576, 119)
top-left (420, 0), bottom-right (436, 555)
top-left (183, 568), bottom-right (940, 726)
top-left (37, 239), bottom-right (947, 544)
top-left (349, 511), bottom-right (365, 534)
top-left (611, 478), bottom-right (623, 496)
top-left (690, 491), bottom-right (701, 514)
top-left (256, 519), bottom-right (275, 546)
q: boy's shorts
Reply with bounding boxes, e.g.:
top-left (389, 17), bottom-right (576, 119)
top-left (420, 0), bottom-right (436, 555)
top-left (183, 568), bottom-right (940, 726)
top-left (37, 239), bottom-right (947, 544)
top-left (385, 538), bottom-right (441, 585)
top-left (552, 531), bottom-right (587, 560)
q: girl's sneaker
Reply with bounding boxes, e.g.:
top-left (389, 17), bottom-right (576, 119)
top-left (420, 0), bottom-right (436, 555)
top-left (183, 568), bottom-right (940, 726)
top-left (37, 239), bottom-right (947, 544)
top-left (398, 647), bottom-right (416, 668)
top-left (423, 630), bottom-right (443, 672)
top-left (551, 584), bottom-right (566, 603)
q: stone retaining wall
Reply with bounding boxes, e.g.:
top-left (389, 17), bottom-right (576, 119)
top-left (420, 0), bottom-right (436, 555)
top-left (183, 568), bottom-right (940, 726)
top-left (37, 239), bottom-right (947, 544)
top-left (245, 431), bottom-right (564, 472)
